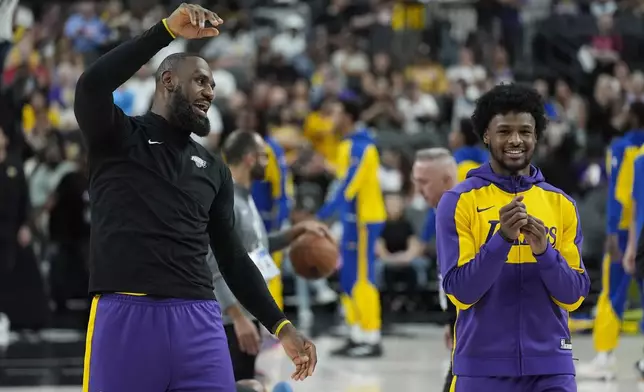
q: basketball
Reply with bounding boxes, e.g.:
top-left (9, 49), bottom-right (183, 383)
top-left (289, 232), bottom-right (339, 279)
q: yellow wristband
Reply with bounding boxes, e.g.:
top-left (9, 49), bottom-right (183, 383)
top-left (162, 18), bottom-right (176, 39)
top-left (274, 319), bottom-right (291, 337)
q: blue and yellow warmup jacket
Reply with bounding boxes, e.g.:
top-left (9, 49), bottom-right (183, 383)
top-left (606, 131), bottom-right (644, 248)
top-left (453, 145), bottom-right (489, 183)
top-left (436, 164), bottom-right (590, 377)
top-left (251, 137), bottom-right (292, 232)
top-left (317, 128), bottom-right (386, 231)
top-left (632, 146), bottom-right (644, 241)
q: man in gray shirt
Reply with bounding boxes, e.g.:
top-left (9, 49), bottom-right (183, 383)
top-left (208, 130), bottom-right (330, 382)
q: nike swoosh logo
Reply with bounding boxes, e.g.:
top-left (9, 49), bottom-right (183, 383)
top-left (477, 206), bottom-right (494, 213)
top-left (148, 139), bottom-right (164, 145)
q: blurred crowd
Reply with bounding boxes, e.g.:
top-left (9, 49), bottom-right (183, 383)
top-left (0, 0), bottom-right (643, 335)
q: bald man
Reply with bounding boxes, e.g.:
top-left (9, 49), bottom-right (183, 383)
top-left (412, 148), bottom-right (458, 392)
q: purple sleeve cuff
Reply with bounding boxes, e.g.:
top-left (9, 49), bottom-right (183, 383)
top-left (534, 243), bottom-right (558, 269)
top-left (487, 231), bottom-right (514, 256)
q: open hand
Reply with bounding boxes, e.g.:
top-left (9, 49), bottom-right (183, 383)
top-left (232, 316), bottom-right (261, 355)
top-left (277, 323), bottom-right (317, 381)
top-left (166, 3), bottom-right (224, 39)
top-left (521, 215), bottom-right (548, 255)
top-left (499, 195), bottom-right (528, 240)
top-left (293, 220), bottom-right (334, 244)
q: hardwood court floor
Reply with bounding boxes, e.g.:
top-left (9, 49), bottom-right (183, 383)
top-left (0, 325), bottom-right (642, 392)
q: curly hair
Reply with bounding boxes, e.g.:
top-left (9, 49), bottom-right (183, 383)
top-left (471, 83), bottom-right (548, 140)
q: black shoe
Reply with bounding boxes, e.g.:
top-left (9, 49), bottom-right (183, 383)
top-left (344, 343), bottom-right (383, 358)
top-left (330, 340), bottom-right (359, 356)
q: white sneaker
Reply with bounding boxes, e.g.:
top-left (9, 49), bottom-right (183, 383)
top-left (0, 313), bottom-right (10, 348)
top-left (576, 352), bottom-right (617, 380)
top-left (315, 287), bottom-right (338, 305)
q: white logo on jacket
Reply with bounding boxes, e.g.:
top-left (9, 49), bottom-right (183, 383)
top-left (191, 156), bottom-right (207, 169)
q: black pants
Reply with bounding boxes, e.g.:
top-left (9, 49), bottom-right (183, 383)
top-left (224, 320), bottom-right (261, 381)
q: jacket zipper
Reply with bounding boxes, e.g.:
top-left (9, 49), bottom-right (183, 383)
top-left (512, 176), bottom-right (523, 375)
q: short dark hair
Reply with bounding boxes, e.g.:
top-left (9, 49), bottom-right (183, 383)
top-left (458, 117), bottom-right (479, 146)
top-left (471, 83), bottom-right (547, 139)
top-left (222, 130), bottom-right (260, 165)
top-left (338, 98), bottom-right (362, 123)
top-left (155, 52), bottom-right (207, 83)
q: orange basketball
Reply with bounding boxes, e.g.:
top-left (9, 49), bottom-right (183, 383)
top-left (289, 232), bottom-right (339, 279)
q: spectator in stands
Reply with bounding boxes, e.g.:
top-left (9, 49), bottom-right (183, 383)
top-left (553, 78), bottom-right (587, 132)
top-left (0, 126), bottom-right (49, 335)
top-left (490, 45), bottom-right (514, 84)
top-left (63, 1), bottom-right (109, 63)
top-left (201, 13), bottom-right (255, 71)
top-left (331, 33), bottom-right (370, 89)
top-left (446, 47), bottom-right (486, 87)
top-left (404, 46), bottom-right (449, 96)
top-left (208, 56), bottom-right (237, 100)
top-left (626, 71), bottom-right (644, 104)
top-left (46, 154), bottom-right (90, 314)
top-left (587, 74), bottom-right (621, 145)
top-left (375, 193), bottom-right (427, 290)
top-left (28, 132), bottom-right (76, 214)
top-left (378, 147), bottom-right (406, 194)
top-left (270, 15), bottom-right (307, 63)
top-left (362, 79), bottom-right (403, 131)
top-left (590, 0), bottom-right (617, 17)
top-left (589, 13), bottom-right (622, 74)
top-left (397, 80), bottom-right (440, 134)
top-left (49, 61), bottom-right (82, 131)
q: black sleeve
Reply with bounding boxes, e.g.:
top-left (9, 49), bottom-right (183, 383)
top-left (74, 21), bottom-right (174, 148)
top-left (208, 166), bottom-right (286, 332)
top-left (17, 164), bottom-right (30, 227)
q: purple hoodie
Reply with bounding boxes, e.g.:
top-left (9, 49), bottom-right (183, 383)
top-left (435, 163), bottom-right (590, 377)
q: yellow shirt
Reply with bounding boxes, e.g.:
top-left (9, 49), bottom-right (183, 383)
top-left (303, 112), bottom-right (338, 166)
top-left (22, 105), bottom-right (61, 135)
top-left (405, 65), bottom-right (449, 95)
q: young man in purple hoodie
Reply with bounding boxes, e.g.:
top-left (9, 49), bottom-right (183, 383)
top-left (436, 84), bottom-right (590, 391)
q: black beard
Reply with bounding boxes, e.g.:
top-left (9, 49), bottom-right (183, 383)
top-left (490, 147), bottom-right (534, 175)
top-left (168, 89), bottom-right (211, 137)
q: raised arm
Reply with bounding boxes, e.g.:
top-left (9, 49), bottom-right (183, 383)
top-left (75, 3), bottom-right (222, 147)
top-left (208, 166), bottom-right (286, 333)
top-left (74, 20), bottom-right (174, 146)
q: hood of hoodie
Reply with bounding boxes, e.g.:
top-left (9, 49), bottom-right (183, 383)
top-left (466, 162), bottom-right (545, 193)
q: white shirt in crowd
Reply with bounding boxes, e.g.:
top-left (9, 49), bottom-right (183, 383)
top-left (397, 93), bottom-right (440, 134)
top-left (446, 64), bottom-right (487, 85)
